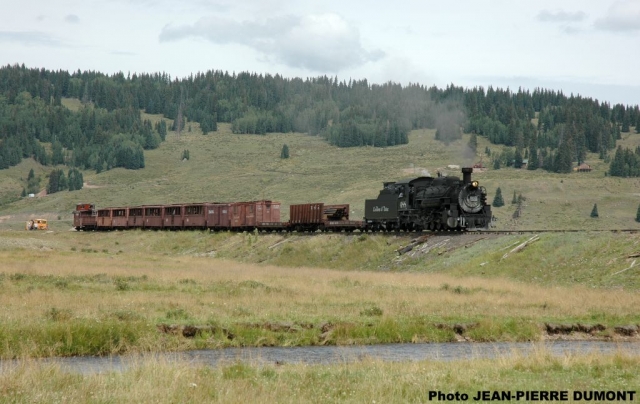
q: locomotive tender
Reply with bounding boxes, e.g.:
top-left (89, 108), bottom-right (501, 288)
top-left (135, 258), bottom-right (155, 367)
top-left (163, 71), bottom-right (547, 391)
top-left (74, 168), bottom-right (492, 232)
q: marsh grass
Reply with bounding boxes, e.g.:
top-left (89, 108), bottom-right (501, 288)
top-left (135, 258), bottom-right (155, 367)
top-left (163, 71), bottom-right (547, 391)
top-left (0, 350), bottom-right (637, 403)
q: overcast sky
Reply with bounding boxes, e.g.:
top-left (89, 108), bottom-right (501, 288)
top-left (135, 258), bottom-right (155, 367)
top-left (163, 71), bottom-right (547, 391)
top-left (1, 0), bottom-right (639, 105)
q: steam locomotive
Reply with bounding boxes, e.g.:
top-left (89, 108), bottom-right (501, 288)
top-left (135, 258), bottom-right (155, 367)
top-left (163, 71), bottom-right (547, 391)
top-left (364, 167), bottom-right (492, 231)
top-left (74, 168), bottom-right (492, 232)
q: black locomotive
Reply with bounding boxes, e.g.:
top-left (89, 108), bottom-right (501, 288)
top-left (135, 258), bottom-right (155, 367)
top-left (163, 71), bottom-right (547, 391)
top-left (364, 167), bottom-right (492, 231)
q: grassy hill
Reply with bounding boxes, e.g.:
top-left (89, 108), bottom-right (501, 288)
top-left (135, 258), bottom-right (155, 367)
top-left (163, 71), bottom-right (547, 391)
top-left (0, 98), bottom-right (639, 231)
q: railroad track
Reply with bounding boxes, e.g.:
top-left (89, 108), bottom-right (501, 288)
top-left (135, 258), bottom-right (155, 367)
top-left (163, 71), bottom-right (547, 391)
top-left (289, 228), bottom-right (639, 237)
top-left (465, 229), bottom-right (639, 235)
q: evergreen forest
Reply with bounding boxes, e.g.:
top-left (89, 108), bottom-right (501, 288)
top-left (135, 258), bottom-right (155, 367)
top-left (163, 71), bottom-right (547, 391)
top-left (0, 64), bottom-right (639, 177)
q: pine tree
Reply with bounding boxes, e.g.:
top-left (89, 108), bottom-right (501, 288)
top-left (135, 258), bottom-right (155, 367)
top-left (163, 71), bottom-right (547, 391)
top-left (636, 204), bottom-right (640, 222)
top-left (527, 147), bottom-right (539, 170)
top-left (622, 113), bottom-right (630, 132)
top-left (493, 156), bottom-right (501, 170)
top-left (609, 146), bottom-right (624, 176)
top-left (26, 171), bottom-right (40, 194)
top-left (201, 121), bottom-right (210, 136)
top-left (514, 148), bottom-right (523, 168)
top-left (281, 144), bottom-right (290, 159)
top-left (21, 187), bottom-right (26, 197)
top-left (555, 139), bottom-right (573, 173)
top-left (512, 190), bottom-right (517, 204)
top-left (590, 203), bottom-right (599, 218)
top-left (67, 168), bottom-right (84, 191)
top-left (47, 169), bottom-right (59, 194)
top-left (155, 120), bottom-right (167, 141)
top-left (492, 187), bottom-right (505, 207)
top-left (51, 141), bottom-right (64, 165)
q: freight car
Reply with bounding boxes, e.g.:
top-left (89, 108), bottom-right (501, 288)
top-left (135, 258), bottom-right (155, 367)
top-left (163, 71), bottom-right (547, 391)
top-left (73, 168), bottom-right (492, 233)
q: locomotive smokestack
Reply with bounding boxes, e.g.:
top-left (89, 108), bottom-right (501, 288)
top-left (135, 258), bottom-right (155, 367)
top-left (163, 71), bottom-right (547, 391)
top-left (462, 167), bottom-right (473, 184)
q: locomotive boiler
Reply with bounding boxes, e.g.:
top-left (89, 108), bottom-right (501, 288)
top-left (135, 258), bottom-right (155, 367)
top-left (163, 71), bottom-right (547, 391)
top-left (364, 167), bottom-right (492, 231)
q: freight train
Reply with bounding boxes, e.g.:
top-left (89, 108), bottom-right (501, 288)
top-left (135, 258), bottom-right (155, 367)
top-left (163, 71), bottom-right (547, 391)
top-left (73, 168), bottom-right (492, 232)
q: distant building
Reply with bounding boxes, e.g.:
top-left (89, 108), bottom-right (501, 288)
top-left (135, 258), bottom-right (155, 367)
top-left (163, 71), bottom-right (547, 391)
top-left (509, 159), bottom-right (528, 168)
top-left (574, 163), bottom-right (592, 172)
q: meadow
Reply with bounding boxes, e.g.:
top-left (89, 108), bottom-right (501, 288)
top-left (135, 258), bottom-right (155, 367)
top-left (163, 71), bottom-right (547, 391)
top-left (0, 229), bottom-right (638, 358)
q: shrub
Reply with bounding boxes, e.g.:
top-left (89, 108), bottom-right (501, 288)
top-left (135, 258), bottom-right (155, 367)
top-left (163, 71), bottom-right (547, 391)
top-left (360, 306), bottom-right (383, 317)
top-left (281, 144), bottom-right (290, 159)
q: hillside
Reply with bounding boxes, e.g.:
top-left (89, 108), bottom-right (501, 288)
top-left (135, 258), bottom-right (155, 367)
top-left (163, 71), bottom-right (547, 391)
top-left (0, 102), bottom-right (639, 231)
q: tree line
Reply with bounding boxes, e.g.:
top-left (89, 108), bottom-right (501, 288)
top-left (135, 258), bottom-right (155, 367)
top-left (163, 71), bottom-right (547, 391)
top-left (0, 64), bottom-right (639, 177)
top-left (0, 89), bottom-right (159, 172)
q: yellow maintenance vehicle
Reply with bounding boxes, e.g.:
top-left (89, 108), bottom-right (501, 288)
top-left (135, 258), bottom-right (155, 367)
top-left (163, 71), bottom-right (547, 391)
top-left (26, 219), bottom-right (48, 230)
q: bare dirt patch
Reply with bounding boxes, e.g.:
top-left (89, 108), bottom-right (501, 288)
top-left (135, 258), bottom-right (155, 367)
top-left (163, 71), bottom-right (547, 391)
top-left (401, 167), bottom-right (432, 177)
top-left (397, 233), bottom-right (502, 259)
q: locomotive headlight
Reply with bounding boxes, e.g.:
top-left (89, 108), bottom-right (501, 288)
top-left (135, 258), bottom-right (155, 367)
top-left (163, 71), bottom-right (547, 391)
top-left (471, 181), bottom-right (479, 188)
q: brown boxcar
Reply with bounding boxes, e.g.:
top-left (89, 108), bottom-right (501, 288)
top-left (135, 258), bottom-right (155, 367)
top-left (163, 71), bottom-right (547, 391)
top-left (142, 205), bottom-right (163, 229)
top-left (229, 202), bottom-right (248, 229)
top-left (163, 204), bottom-right (184, 229)
top-left (244, 202), bottom-right (257, 228)
top-left (184, 203), bottom-right (206, 228)
top-left (111, 207), bottom-right (128, 228)
top-left (128, 207), bottom-right (144, 228)
top-left (96, 208), bottom-right (113, 229)
top-left (255, 200), bottom-right (281, 223)
top-left (206, 203), bottom-right (230, 230)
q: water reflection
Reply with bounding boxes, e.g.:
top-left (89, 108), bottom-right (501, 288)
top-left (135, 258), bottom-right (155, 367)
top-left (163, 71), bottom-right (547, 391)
top-left (3, 341), bottom-right (639, 375)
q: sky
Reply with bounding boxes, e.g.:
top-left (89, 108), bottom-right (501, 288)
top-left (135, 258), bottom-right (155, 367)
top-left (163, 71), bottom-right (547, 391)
top-left (1, 0), bottom-right (639, 105)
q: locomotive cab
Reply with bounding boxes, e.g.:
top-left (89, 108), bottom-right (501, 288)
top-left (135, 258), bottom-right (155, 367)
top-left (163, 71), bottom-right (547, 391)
top-left (364, 176), bottom-right (433, 231)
